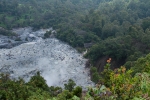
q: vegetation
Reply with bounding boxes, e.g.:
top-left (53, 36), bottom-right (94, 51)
top-left (132, 53), bottom-right (150, 75)
top-left (1, 58), bottom-right (150, 100)
top-left (1, 0), bottom-right (150, 99)
top-left (1, 0), bottom-right (150, 68)
top-left (0, 27), bottom-right (16, 36)
top-left (84, 0), bottom-right (150, 70)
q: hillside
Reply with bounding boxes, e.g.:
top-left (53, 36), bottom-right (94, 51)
top-left (0, 0), bottom-right (150, 99)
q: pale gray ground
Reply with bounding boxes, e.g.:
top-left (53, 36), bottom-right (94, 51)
top-left (0, 27), bottom-right (94, 88)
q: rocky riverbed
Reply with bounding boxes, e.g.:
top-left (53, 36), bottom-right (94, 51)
top-left (0, 27), bottom-right (94, 88)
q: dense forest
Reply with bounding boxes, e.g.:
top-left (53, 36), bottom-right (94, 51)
top-left (1, 0), bottom-right (150, 99)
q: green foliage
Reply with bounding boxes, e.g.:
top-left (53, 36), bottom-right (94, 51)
top-left (132, 53), bottom-right (150, 74)
top-left (142, 17), bottom-right (150, 31)
top-left (64, 79), bottom-right (76, 92)
top-left (28, 72), bottom-right (49, 91)
top-left (135, 73), bottom-right (150, 95)
top-left (57, 90), bottom-right (73, 100)
top-left (91, 66), bottom-right (97, 72)
top-left (44, 31), bottom-right (52, 39)
top-left (1, 61), bottom-right (150, 99)
top-left (98, 60), bottom-right (150, 99)
top-left (0, 27), bottom-right (16, 36)
top-left (0, 74), bottom-right (30, 100)
top-left (91, 67), bottom-right (100, 83)
top-left (27, 89), bottom-right (51, 100)
top-left (1, 0), bottom-right (150, 68)
top-left (49, 86), bottom-right (62, 97)
top-left (85, 36), bottom-right (132, 61)
top-left (91, 73), bottom-right (100, 83)
top-left (1, 0), bottom-right (150, 99)
top-left (100, 61), bottom-right (113, 87)
top-left (82, 0), bottom-right (150, 70)
top-left (0, 0), bottom-right (100, 30)
top-left (72, 86), bottom-right (82, 97)
top-left (87, 84), bottom-right (115, 100)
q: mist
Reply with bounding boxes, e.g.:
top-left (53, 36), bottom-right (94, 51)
top-left (0, 28), bottom-right (94, 88)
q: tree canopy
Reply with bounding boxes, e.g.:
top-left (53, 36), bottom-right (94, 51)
top-left (1, 0), bottom-right (150, 99)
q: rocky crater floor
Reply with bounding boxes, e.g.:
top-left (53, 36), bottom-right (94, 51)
top-left (0, 27), bottom-right (94, 88)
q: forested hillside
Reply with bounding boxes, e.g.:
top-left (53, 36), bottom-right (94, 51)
top-left (0, 0), bottom-right (100, 29)
top-left (1, 0), bottom-right (150, 99)
top-left (84, 0), bottom-right (150, 71)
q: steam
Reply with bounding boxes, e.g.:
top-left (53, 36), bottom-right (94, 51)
top-left (0, 28), bottom-right (94, 88)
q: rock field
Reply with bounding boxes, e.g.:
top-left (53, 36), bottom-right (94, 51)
top-left (0, 27), bottom-right (94, 88)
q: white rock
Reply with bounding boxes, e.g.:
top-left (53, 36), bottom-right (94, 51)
top-left (0, 28), bottom-right (94, 89)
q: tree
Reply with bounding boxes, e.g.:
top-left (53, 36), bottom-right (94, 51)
top-left (28, 72), bottom-right (49, 91)
top-left (72, 86), bottom-right (82, 97)
top-left (141, 17), bottom-right (150, 31)
top-left (132, 53), bottom-right (150, 74)
top-left (64, 79), bottom-right (76, 92)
